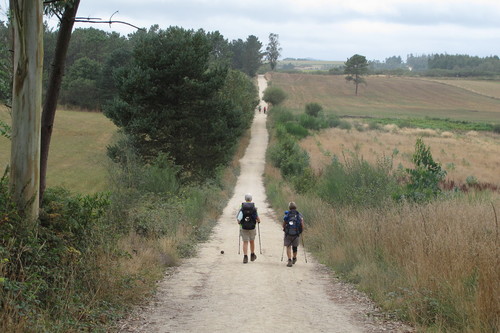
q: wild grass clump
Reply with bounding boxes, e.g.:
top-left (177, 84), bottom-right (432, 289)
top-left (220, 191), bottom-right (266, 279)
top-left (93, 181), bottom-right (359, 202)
top-left (317, 152), bottom-right (399, 207)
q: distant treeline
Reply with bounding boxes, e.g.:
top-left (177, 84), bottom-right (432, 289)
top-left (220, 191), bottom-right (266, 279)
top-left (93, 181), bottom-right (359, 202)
top-left (368, 54), bottom-right (500, 77)
top-left (0, 22), bottom-right (264, 111)
top-left (281, 53), bottom-right (500, 77)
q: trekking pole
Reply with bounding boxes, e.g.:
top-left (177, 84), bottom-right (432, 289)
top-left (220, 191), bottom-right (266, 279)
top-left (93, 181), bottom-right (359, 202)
top-left (257, 222), bottom-right (262, 254)
top-left (301, 235), bottom-right (308, 263)
top-left (281, 246), bottom-right (285, 261)
top-left (238, 233), bottom-right (241, 255)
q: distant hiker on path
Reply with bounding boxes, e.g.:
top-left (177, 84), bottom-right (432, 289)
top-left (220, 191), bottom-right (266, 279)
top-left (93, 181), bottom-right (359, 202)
top-left (258, 105), bottom-right (262, 113)
top-left (237, 193), bottom-right (261, 263)
top-left (283, 202), bottom-right (304, 267)
top-left (263, 106), bottom-right (267, 114)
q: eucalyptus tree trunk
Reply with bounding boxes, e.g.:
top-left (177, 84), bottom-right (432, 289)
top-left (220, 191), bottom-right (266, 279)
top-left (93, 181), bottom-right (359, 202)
top-left (40, 0), bottom-right (80, 203)
top-left (9, 0), bottom-right (43, 220)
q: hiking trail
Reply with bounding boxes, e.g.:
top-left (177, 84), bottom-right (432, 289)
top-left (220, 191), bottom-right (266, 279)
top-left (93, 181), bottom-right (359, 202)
top-left (118, 75), bottom-right (413, 333)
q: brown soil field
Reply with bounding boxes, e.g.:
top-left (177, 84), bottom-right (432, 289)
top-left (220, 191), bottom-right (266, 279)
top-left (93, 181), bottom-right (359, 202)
top-left (426, 78), bottom-right (500, 99)
top-left (301, 126), bottom-right (500, 187)
top-left (269, 73), bottom-right (500, 123)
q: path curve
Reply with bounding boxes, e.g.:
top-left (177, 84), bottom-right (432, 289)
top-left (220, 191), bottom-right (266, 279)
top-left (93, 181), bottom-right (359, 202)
top-left (119, 75), bottom-right (412, 333)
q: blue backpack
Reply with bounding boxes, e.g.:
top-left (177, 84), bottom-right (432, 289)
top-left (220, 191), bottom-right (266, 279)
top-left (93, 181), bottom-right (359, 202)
top-left (284, 210), bottom-right (302, 236)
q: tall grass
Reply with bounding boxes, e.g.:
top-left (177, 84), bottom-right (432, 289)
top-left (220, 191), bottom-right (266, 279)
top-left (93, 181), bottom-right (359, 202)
top-left (265, 100), bottom-right (499, 331)
top-left (266, 168), bottom-right (499, 331)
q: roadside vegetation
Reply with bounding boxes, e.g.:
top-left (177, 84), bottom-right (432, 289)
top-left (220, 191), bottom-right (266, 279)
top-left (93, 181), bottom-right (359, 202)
top-left (0, 25), bottom-right (258, 332)
top-left (264, 75), bottom-right (499, 332)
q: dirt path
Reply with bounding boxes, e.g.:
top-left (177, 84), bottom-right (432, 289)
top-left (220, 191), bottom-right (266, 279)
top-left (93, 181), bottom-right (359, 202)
top-left (119, 75), bottom-right (412, 333)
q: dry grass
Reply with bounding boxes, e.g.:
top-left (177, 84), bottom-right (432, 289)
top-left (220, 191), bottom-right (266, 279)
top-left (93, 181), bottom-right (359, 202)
top-left (312, 199), bottom-right (500, 331)
top-left (0, 108), bottom-right (117, 193)
top-left (92, 232), bottom-right (179, 306)
top-left (427, 78), bottom-right (500, 100)
top-left (269, 73), bottom-right (500, 123)
top-left (301, 126), bottom-right (500, 186)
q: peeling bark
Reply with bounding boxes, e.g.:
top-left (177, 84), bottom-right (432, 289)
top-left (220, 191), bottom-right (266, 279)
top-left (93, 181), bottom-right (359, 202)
top-left (9, 0), bottom-right (43, 220)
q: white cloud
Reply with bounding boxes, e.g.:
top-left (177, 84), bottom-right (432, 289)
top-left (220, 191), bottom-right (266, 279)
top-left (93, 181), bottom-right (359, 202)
top-left (3, 0), bottom-right (499, 60)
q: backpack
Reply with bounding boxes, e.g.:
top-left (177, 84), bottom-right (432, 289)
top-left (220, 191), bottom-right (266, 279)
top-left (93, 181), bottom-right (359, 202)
top-left (240, 202), bottom-right (257, 230)
top-left (284, 210), bottom-right (302, 236)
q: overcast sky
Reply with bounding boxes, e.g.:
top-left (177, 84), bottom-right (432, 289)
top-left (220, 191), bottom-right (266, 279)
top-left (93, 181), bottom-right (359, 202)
top-left (7, 0), bottom-right (500, 61)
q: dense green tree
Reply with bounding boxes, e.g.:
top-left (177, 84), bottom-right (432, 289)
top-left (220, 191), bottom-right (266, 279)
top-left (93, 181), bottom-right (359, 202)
top-left (266, 33), bottom-right (282, 71)
top-left (230, 35), bottom-right (263, 77)
top-left (263, 86), bottom-right (287, 106)
top-left (104, 26), bottom-right (256, 179)
top-left (98, 48), bottom-right (132, 107)
top-left (243, 35), bottom-right (263, 77)
top-left (61, 57), bottom-right (102, 109)
top-left (344, 54), bottom-right (368, 95)
top-left (305, 102), bottom-right (322, 117)
top-left (406, 53), bottom-right (429, 71)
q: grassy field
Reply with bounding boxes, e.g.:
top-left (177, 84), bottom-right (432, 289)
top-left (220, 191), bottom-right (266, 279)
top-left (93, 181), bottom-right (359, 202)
top-left (302, 127), bottom-right (500, 186)
top-left (269, 72), bottom-right (500, 123)
top-left (426, 78), bottom-right (500, 99)
top-left (277, 59), bottom-right (344, 71)
top-left (0, 106), bottom-right (117, 193)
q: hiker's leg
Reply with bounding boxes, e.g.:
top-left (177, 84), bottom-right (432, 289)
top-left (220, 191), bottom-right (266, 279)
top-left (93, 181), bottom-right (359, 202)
top-left (293, 246), bottom-right (298, 259)
top-left (249, 239), bottom-right (255, 254)
top-left (242, 240), bottom-right (249, 255)
top-left (286, 246), bottom-right (292, 259)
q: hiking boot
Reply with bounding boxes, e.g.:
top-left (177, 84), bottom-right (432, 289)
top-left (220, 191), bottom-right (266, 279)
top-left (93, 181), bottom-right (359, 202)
top-left (292, 257), bottom-right (297, 264)
top-left (250, 253), bottom-right (257, 262)
top-left (287, 259), bottom-right (293, 267)
top-left (243, 255), bottom-right (248, 264)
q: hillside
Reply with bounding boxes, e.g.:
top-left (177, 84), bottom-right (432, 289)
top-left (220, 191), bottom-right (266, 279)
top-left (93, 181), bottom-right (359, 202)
top-left (269, 73), bottom-right (500, 123)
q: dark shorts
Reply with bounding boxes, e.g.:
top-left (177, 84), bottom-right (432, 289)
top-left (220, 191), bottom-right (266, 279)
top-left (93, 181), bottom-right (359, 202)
top-left (284, 234), bottom-right (300, 247)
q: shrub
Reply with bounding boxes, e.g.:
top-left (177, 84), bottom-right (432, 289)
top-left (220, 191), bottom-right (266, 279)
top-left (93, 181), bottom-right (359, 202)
top-left (268, 134), bottom-right (310, 179)
top-left (493, 124), bottom-right (500, 134)
top-left (284, 122), bottom-right (309, 139)
top-left (270, 106), bottom-right (295, 126)
top-left (299, 113), bottom-right (328, 131)
top-left (263, 86), bottom-right (287, 106)
top-left (400, 138), bottom-right (447, 202)
top-left (337, 120), bottom-right (352, 130)
top-left (305, 102), bottom-right (322, 117)
top-left (318, 153), bottom-right (399, 207)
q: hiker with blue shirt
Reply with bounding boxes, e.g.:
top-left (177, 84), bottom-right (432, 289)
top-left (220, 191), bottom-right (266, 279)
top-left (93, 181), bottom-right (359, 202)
top-left (283, 202), bottom-right (304, 267)
top-left (237, 193), bottom-right (260, 264)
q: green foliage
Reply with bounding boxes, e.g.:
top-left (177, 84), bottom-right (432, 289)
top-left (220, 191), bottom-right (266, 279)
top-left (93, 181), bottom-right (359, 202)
top-left (104, 26), bottom-right (256, 180)
top-left (283, 122), bottom-right (309, 139)
top-left (0, 21), bottom-right (11, 104)
top-left (427, 54), bottom-right (500, 76)
top-left (263, 86), bottom-right (287, 106)
top-left (268, 133), bottom-right (309, 179)
top-left (344, 54), bottom-right (369, 95)
top-left (61, 57), bottom-right (102, 109)
top-left (372, 117), bottom-right (495, 132)
top-left (318, 153), bottom-right (399, 207)
top-left (0, 119), bottom-right (10, 139)
top-left (269, 106), bottom-right (294, 125)
top-left (230, 35), bottom-right (263, 77)
top-left (265, 33), bottom-right (282, 71)
top-left (299, 113), bottom-right (329, 131)
top-left (305, 102), bottom-right (322, 117)
top-left (400, 138), bottom-right (447, 202)
top-left (1, 173), bottom-right (113, 331)
top-left (493, 124), bottom-right (500, 134)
